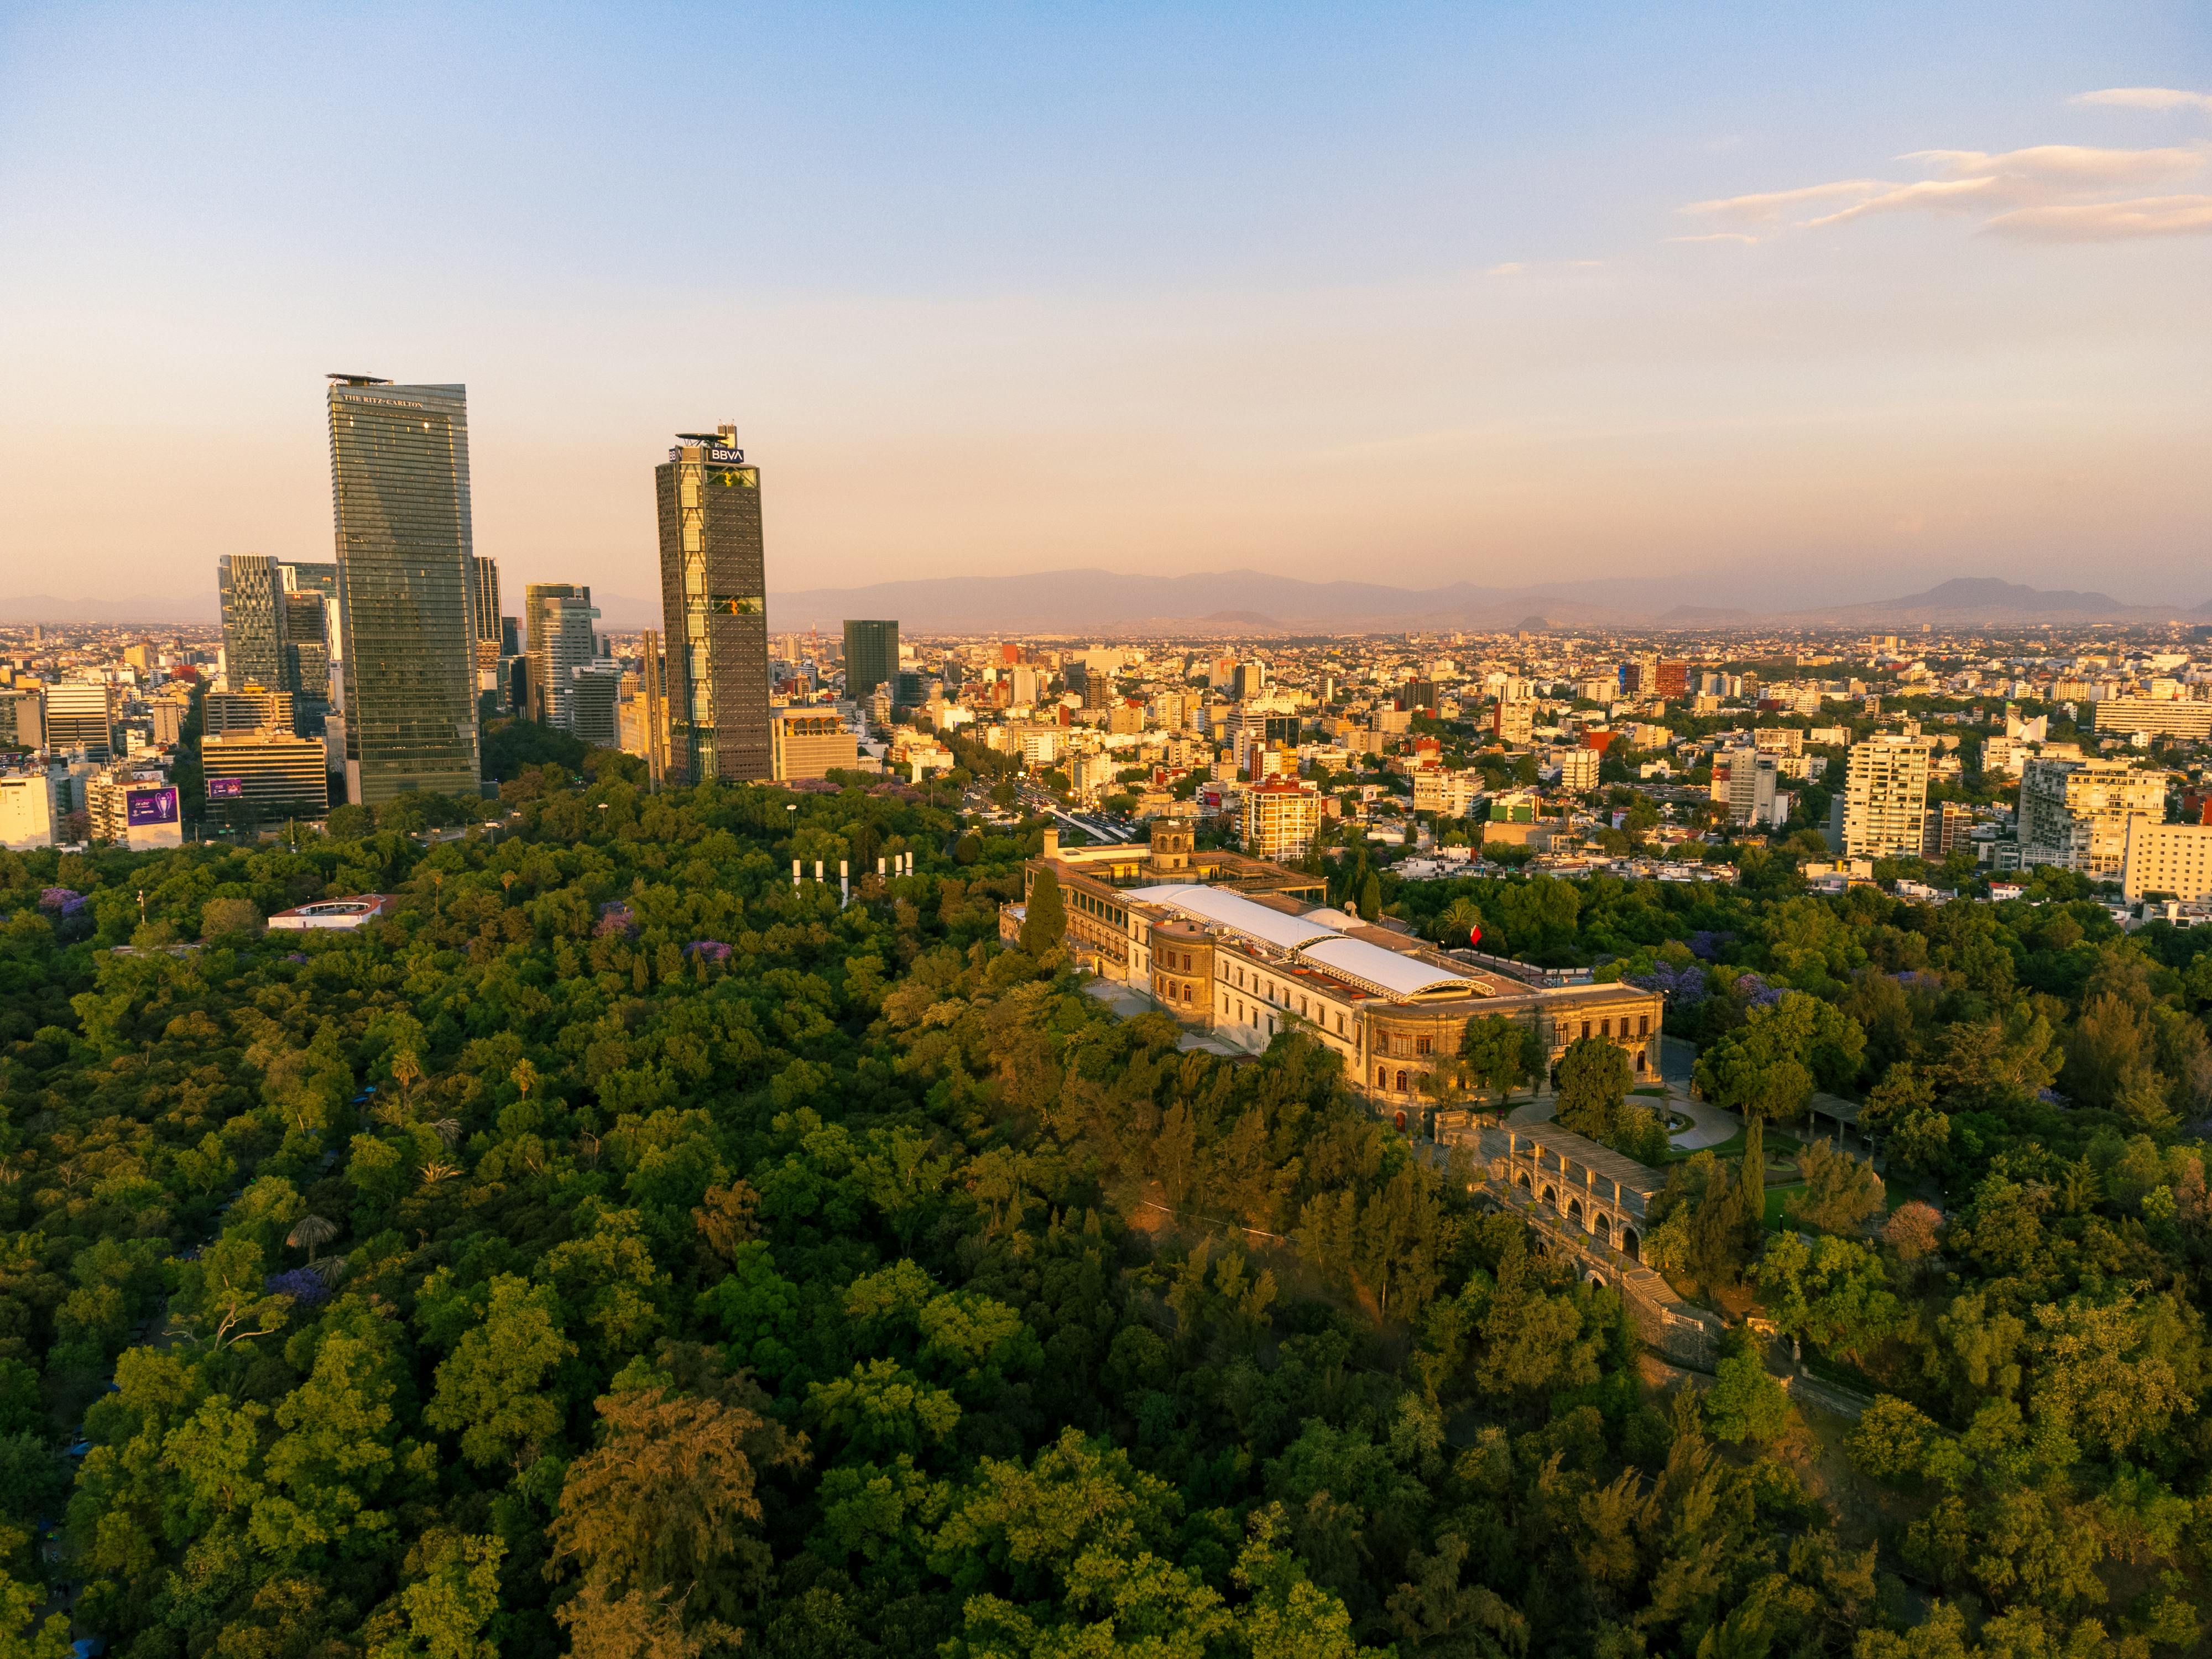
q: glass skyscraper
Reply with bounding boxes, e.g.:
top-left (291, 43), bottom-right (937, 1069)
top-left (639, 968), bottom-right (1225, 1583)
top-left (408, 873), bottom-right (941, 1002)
top-left (218, 554), bottom-right (286, 691)
top-left (655, 425), bottom-right (769, 782)
top-left (326, 377), bottom-right (482, 806)
top-left (843, 619), bottom-right (899, 707)
top-left (524, 582), bottom-right (601, 732)
top-left (469, 556), bottom-right (503, 674)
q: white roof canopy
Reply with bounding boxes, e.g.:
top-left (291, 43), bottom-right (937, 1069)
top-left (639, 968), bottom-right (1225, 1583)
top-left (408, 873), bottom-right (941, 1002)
top-left (1124, 883), bottom-right (1477, 1001)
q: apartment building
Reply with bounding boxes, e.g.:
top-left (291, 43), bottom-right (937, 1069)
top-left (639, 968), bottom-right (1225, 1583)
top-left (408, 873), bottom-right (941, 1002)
top-left (2122, 820), bottom-right (2212, 903)
top-left (1242, 778), bottom-right (1322, 862)
top-left (2091, 698), bottom-right (2212, 742)
top-left (1556, 747), bottom-right (1601, 792)
top-left (1412, 766), bottom-right (1484, 817)
top-left (2018, 756), bottom-right (2164, 876)
top-left (1831, 736), bottom-right (1930, 859)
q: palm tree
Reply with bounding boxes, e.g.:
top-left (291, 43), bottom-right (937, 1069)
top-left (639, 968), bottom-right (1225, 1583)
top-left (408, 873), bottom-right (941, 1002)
top-left (286, 1215), bottom-right (338, 1254)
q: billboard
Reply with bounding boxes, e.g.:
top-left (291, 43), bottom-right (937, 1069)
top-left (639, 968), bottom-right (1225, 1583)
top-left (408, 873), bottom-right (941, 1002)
top-left (126, 786), bottom-right (179, 826)
top-left (207, 777), bottom-right (246, 800)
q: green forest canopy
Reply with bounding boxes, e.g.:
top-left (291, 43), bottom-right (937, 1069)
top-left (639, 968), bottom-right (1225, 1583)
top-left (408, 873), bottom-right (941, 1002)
top-left (2, 764), bottom-right (2211, 1658)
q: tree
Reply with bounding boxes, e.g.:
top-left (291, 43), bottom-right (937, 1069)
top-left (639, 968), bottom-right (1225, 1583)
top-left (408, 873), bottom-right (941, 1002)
top-left (548, 1381), bottom-right (800, 1634)
top-left (1705, 1352), bottom-right (1791, 1444)
top-left (1359, 871), bottom-right (1382, 922)
top-left (1740, 1114), bottom-right (1766, 1233)
top-left (374, 1531), bottom-right (507, 1659)
top-left (424, 1275), bottom-right (575, 1467)
top-left (1694, 991), bottom-right (1865, 1121)
top-left (1020, 868), bottom-right (1067, 956)
top-left (1884, 1200), bottom-right (1943, 1264)
top-left (200, 895), bottom-right (263, 938)
top-left (1459, 1014), bottom-right (1542, 1103)
top-left (1553, 1037), bottom-right (1631, 1141)
top-left (1861, 1062), bottom-right (1950, 1173)
top-left (1756, 1233), bottom-right (1905, 1360)
top-left (0, 1567), bottom-right (71, 1659)
top-left (1786, 1138), bottom-right (1885, 1235)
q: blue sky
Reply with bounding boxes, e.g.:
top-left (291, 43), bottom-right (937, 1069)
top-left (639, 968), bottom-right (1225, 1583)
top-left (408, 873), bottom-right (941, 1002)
top-left (2, 2), bottom-right (2207, 611)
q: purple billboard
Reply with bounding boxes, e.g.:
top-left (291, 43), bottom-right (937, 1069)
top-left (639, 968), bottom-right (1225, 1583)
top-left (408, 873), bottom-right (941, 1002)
top-left (126, 786), bottom-right (180, 826)
top-left (207, 777), bottom-right (246, 800)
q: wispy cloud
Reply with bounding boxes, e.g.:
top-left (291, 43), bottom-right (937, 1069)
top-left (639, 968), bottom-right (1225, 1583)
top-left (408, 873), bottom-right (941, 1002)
top-left (2072, 87), bottom-right (2212, 115)
top-left (1665, 231), bottom-right (1761, 245)
top-left (1983, 194), bottom-right (2212, 241)
top-left (1676, 109), bottom-right (2212, 244)
top-left (1907, 144), bottom-right (2205, 187)
top-left (1683, 179), bottom-right (1887, 223)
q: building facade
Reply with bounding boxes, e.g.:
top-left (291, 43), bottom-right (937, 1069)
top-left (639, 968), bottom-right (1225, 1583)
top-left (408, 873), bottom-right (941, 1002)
top-left (327, 377), bottom-right (482, 805)
top-left (1833, 736), bottom-right (1930, 858)
top-left (656, 427), bottom-right (770, 782)
top-left (218, 554), bottom-right (288, 692)
top-left (2018, 757), bottom-right (2164, 876)
top-left (204, 687), bottom-right (295, 736)
top-left (844, 620), bottom-right (899, 709)
top-left (2122, 820), bottom-right (2212, 903)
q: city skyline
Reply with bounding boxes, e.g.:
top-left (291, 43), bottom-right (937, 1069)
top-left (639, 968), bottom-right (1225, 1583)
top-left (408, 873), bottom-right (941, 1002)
top-left (1, 4), bottom-right (2205, 613)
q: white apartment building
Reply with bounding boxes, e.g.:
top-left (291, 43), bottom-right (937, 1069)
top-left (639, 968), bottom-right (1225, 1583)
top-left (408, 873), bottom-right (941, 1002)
top-left (2092, 698), bottom-right (2212, 741)
top-left (0, 774), bottom-right (54, 851)
top-left (1556, 747), bottom-right (1601, 792)
top-left (2122, 820), bottom-right (2212, 904)
top-left (1412, 766), bottom-right (1484, 817)
top-left (1832, 736), bottom-right (1931, 859)
top-left (2018, 757), bottom-right (2165, 877)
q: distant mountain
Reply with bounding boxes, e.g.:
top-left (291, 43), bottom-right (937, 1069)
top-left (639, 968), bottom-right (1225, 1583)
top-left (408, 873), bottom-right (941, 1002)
top-left (765, 567), bottom-right (2201, 635)
top-left (1660, 604), bottom-right (1752, 624)
top-left (1785, 577), bottom-right (2184, 627)
top-left (767, 568), bottom-right (1630, 634)
top-left (0, 592), bottom-right (217, 624)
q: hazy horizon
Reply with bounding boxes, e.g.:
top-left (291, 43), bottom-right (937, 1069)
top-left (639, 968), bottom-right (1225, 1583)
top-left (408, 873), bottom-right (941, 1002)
top-left (2, 3), bottom-right (2206, 609)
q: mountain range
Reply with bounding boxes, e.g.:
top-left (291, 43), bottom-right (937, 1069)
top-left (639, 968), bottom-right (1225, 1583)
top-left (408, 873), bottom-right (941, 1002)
top-left (2, 573), bottom-right (2203, 633)
top-left (763, 571), bottom-right (2205, 635)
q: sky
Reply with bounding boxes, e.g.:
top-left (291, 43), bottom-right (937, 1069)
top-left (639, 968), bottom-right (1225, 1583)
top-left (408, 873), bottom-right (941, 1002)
top-left (1, 2), bottom-right (2208, 615)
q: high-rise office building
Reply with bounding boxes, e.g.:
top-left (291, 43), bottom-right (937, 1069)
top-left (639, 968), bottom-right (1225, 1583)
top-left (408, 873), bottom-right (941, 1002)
top-left (656, 425), bottom-right (769, 782)
top-left (44, 680), bottom-right (114, 761)
top-left (218, 554), bottom-right (287, 691)
top-left (202, 731), bottom-right (332, 826)
top-left (525, 583), bottom-right (601, 731)
top-left (327, 376), bottom-right (482, 805)
top-left (280, 562), bottom-right (342, 708)
top-left (844, 620), bottom-right (899, 707)
top-left (568, 661), bottom-right (622, 750)
top-left (282, 592), bottom-right (332, 727)
top-left (469, 556), bottom-right (503, 675)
